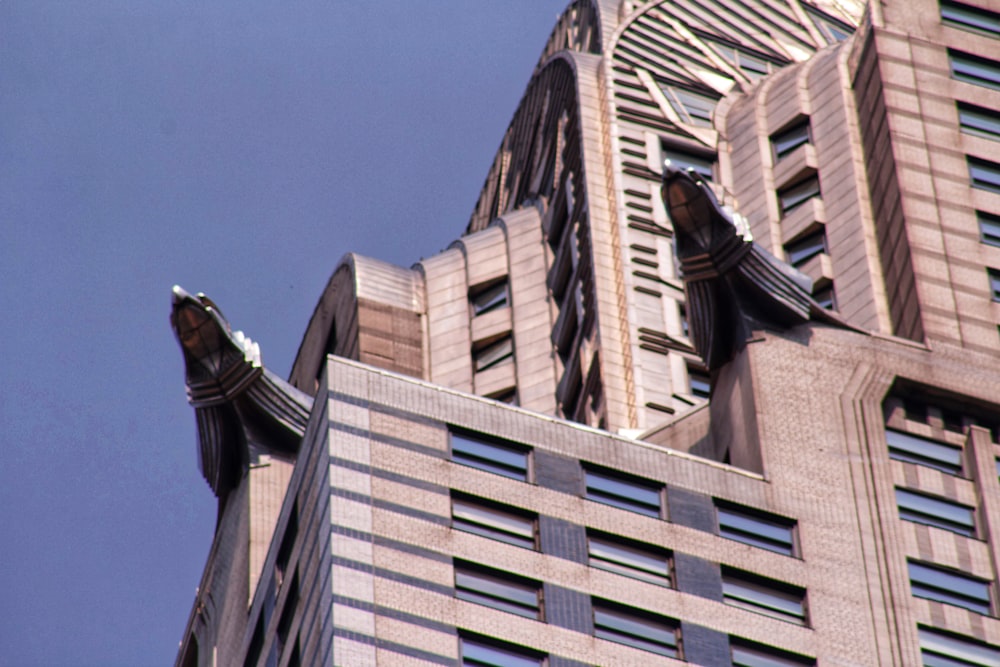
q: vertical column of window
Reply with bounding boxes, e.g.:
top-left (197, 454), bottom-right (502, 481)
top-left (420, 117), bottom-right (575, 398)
top-left (546, 187), bottom-right (584, 419)
top-left (770, 119), bottom-right (834, 309)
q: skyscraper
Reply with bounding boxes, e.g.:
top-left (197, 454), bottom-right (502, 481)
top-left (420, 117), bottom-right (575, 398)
top-left (172, 1), bottom-right (1000, 665)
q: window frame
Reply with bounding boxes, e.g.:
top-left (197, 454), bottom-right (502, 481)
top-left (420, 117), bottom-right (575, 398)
top-left (885, 428), bottom-right (964, 476)
top-left (958, 102), bottom-right (1000, 142)
top-left (721, 567), bottom-right (808, 625)
top-left (979, 211), bottom-right (1000, 248)
top-left (470, 280), bottom-right (510, 317)
top-left (716, 500), bottom-right (798, 556)
top-left (919, 626), bottom-right (1000, 667)
top-left (731, 637), bottom-right (816, 667)
top-left (459, 633), bottom-right (545, 667)
top-left (988, 268), bottom-right (1000, 302)
top-left (587, 530), bottom-right (672, 587)
top-left (450, 430), bottom-right (531, 482)
top-left (472, 335), bottom-right (514, 373)
top-left (896, 487), bottom-right (977, 538)
top-left (778, 175), bottom-right (821, 215)
top-left (969, 156), bottom-right (1000, 194)
top-left (583, 465), bottom-right (664, 518)
top-left (941, 0), bottom-right (1000, 38)
top-left (592, 598), bottom-right (680, 658)
top-left (662, 85), bottom-right (719, 128)
top-left (951, 49), bottom-right (1000, 92)
top-left (451, 492), bottom-right (537, 550)
top-left (772, 120), bottom-right (811, 160)
top-left (784, 228), bottom-right (827, 268)
top-left (908, 560), bottom-right (992, 615)
top-left (454, 560), bottom-right (543, 620)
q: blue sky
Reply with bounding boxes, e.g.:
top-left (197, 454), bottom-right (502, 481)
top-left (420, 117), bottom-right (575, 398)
top-left (0, 3), bottom-right (568, 664)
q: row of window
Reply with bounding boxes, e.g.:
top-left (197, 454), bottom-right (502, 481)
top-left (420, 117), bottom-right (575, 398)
top-left (460, 631), bottom-right (813, 667)
top-left (450, 430), bottom-right (798, 555)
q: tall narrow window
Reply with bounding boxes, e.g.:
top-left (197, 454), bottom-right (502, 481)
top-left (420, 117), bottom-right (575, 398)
top-left (451, 492), bottom-right (537, 549)
top-left (731, 638), bottom-right (816, 666)
top-left (969, 156), bottom-right (1000, 194)
top-left (662, 86), bottom-right (718, 127)
top-left (722, 568), bottom-right (807, 625)
top-left (988, 268), bottom-right (1000, 301)
top-left (470, 281), bottom-right (509, 316)
top-left (896, 488), bottom-right (976, 537)
top-left (979, 211), bottom-right (1000, 247)
top-left (886, 429), bottom-right (963, 475)
top-left (950, 49), bottom-right (1000, 92)
top-left (958, 102), bottom-right (1000, 142)
top-left (717, 501), bottom-right (797, 556)
top-left (451, 430), bottom-right (530, 481)
top-left (593, 599), bottom-right (679, 658)
top-left (772, 120), bottom-right (811, 160)
top-left (688, 366), bottom-right (711, 399)
top-left (460, 634), bottom-right (545, 667)
top-left (454, 561), bottom-right (542, 620)
top-left (662, 144), bottom-right (715, 181)
top-left (909, 561), bottom-right (991, 614)
top-left (588, 531), bottom-right (671, 586)
top-left (584, 466), bottom-right (663, 518)
top-left (942, 0), bottom-right (1000, 38)
top-left (778, 175), bottom-right (821, 214)
top-left (919, 626), bottom-right (1000, 666)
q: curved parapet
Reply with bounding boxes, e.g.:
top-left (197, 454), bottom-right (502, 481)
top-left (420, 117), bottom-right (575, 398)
top-left (170, 286), bottom-right (313, 502)
top-left (661, 166), bottom-right (855, 370)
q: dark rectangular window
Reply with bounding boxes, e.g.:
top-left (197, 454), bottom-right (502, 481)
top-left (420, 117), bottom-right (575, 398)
top-left (688, 366), bottom-right (711, 399)
top-left (592, 598), bottom-right (679, 658)
top-left (276, 503), bottom-right (298, 587)
top-left (451, 492), bottom-right (537, 549)
top-left (969, 156), bottom-right (1000, 194)
top-left (722, 567), bottom-right (807, 625)
top-left (951, 49), bottom-right (1000, 91)
top-left (588, 531), bottom-right (671, 586)
top-left (662, 144), bottom-right (715, 181)
top-left (731, 638), bottom-right (816, 666)
top-left (886, 429), bottom-right (963, 475)
top-left (473, 335), bottom-right (514, 372)
top-left (784, 229), bottom-right (827, 267)
top-left (979, 211), bottom-right (1000, 247)
top-left (778, 175), bottom-right (821, 214)
top-left (451, 431), bottom-right (529, 481)
top-left (989, 268), bottom-right (1000, 301)
top-left (470, 281), bottom-right (509, 316)
top-left (772, 120), bottom-right (811, 159)
top-left (919, 626), bottom-right (1000, 666)
top-left (584, 466), bottom-right (663, 518)
top-left (454, 561), bottom-right (541, 620)
top-left (942, 0), bottom-right (1000, 38)
top-left (909, 560), bottom-right (991, 615)
top-left (460, 634), bottom-right (545, 667)
top-left (813, 285), bottom-right (837, 310)
top-left (896, 488), bottom-right (976, 537)
top-left (717, 501), bottom-right (797, 556)
top-left (959, 102), bottom-right (1000, 142)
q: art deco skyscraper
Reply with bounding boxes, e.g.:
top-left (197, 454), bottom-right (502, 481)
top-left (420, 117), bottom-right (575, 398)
top-left (173, 1), bottom-right (1000, 665)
